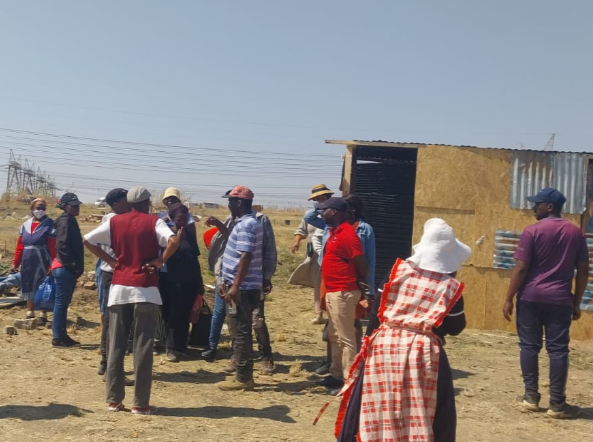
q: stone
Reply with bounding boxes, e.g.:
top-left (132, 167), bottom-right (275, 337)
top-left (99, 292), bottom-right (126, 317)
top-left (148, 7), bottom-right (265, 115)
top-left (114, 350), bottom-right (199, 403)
top-left (76, 316), bottom-right (87, 327)
top-left (83, 281), bottom-right (97, 290)
top-left (13, 318), bottom-right (38, 330)
top-left (4, 326), bottom-right (17, 335)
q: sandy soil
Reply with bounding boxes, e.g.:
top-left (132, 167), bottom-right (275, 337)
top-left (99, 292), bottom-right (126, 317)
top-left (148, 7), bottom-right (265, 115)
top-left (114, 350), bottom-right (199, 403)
top-left (1, 284), bottom-right (592, 442)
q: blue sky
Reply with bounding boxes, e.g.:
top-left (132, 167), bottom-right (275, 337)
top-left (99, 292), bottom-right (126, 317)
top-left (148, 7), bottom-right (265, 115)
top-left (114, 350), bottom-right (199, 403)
top-left (0, 1), bottom-right (591, 205)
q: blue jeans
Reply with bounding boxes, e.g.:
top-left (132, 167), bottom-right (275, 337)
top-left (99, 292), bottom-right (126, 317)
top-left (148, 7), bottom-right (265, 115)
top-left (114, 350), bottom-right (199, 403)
top-left (516, 299), bottom-right (573, 403)
top-left (208, 287), bottom-right (226, 350)
top-left (52, 267), bottom-right (76, 340)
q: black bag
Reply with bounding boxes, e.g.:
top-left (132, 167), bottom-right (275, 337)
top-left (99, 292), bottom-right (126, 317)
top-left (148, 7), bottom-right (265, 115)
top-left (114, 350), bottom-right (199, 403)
top-left (188, 301), bottom-right (212, 348)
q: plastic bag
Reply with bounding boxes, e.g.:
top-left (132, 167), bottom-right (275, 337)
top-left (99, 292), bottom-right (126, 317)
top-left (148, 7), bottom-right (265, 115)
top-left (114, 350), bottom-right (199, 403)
top-left (34, 275), bottom-right (56, 311)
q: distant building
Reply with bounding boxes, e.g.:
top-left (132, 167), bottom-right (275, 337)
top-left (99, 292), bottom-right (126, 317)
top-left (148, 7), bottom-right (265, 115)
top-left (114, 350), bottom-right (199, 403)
top-left (203, 203), bottom-right (220, 209)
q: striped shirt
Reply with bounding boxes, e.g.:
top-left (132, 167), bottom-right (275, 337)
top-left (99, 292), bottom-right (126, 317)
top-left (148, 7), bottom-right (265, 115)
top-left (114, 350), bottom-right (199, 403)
top-left (222, 213), bottom-right (263, 290)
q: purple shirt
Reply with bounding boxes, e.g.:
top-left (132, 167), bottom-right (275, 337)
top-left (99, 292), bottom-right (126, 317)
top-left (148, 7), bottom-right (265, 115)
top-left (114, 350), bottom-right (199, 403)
top-left (514, 217), bottom-right (588, 305)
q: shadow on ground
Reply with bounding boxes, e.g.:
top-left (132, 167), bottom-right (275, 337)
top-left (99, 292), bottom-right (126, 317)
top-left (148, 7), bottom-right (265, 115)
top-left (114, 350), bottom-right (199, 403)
top-left (160, 404), bottom-right (296, 422)
top-left (0, 403), bottom-right (93, 420)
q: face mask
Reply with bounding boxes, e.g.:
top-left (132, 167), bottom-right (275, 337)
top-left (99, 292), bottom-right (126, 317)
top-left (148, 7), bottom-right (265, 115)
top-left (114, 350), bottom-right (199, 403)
top-left (33, 210), bottom-right (46, 219)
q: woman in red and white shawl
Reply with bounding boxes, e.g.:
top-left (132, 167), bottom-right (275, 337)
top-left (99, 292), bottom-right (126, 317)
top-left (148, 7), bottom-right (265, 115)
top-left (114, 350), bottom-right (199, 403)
top-left (335, 218), bottom-right (471, 442)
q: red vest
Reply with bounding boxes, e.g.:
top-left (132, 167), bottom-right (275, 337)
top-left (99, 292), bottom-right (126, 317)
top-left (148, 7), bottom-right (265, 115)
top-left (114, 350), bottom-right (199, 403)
top-left (110, 211), bottom-right (161, 288)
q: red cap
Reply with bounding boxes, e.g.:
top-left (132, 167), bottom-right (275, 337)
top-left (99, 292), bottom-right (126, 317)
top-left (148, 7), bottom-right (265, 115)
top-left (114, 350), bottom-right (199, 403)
top-left (229, 185), bottom-right (254, 200)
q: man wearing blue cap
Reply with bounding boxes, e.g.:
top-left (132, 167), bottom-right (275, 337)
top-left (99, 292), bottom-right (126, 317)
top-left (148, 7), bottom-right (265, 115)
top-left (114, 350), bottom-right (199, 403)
top-left (503, 187), bottom-right (589, 419)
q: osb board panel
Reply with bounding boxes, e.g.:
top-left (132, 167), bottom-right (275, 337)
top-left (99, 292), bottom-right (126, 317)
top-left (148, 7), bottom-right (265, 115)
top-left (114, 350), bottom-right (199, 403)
top-left (457, 266), bottom-right (593, 340)
top-left (415, 146), bottom-right (511, 210)
top-left (413, 207), bottom-right (476, 266)
top-left (456, 266), bottom-right (486, 330)
top-left (472, 207), bottom-right (582, 268)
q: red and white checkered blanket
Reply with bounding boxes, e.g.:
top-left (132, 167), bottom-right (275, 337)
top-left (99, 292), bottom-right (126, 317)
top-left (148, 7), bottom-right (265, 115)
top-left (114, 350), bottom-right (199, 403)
top-left (335, 259), bottom-right (464, 442)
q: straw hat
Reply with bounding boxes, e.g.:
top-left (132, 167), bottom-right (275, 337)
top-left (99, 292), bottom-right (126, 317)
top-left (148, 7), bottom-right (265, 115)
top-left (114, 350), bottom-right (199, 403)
top-left (408, 218), bottom-right (471, 274)
top-left (308, 184), bottom-right (334, 201)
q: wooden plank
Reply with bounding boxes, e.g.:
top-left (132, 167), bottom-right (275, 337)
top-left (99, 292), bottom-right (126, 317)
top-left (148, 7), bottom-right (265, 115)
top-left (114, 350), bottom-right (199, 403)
top-left (341, 144), bottom-right (355, 194)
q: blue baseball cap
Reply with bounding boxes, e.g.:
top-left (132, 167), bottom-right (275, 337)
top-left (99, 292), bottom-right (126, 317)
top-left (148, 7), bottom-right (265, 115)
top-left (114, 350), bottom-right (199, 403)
top-left (526, 187), bottom-right (567, 206)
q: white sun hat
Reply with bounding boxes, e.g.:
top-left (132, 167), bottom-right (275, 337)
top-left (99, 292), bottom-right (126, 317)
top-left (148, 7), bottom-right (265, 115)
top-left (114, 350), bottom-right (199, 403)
top-left (408, 218), bottom-right (471, 274)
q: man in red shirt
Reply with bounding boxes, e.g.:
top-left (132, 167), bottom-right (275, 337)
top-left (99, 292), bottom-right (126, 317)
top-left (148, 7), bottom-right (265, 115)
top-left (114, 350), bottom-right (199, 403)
top-left (317, 197), bottom-right (368, 390)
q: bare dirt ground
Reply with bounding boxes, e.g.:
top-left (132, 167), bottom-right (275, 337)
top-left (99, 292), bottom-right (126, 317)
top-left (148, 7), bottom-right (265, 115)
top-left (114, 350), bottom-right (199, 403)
top-left (0, 206), bottom-right (592, 441)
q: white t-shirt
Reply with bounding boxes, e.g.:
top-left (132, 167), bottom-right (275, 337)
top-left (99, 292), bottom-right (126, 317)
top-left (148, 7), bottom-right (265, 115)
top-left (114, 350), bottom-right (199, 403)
top-left (84, 216), bottom-right (174, 307)
top-left (98, 212), bottom-right (117, 273)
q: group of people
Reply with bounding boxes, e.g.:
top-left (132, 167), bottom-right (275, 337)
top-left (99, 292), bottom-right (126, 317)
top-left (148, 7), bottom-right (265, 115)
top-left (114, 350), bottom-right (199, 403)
top-left (9, 182), bottom-right (588, 437)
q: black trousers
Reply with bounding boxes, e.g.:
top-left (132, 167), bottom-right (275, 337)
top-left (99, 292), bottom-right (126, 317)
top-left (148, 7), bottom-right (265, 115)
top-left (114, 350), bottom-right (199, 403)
top-left (166, 281), bottom-right (197, 351)
top-left (227, 289), bottom-right (260, 382)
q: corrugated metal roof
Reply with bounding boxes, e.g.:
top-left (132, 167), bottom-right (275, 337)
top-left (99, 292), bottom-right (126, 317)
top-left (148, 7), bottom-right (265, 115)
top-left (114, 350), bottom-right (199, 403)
top-left (510, 151), bottom-right (587, 214)
top-left (326, 139), bottom-right (593, 155)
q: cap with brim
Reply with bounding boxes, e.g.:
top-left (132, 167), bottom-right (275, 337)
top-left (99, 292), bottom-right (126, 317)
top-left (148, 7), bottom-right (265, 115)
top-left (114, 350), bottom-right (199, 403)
top-left (228, 185), bottom-right (254, 200)
top-left (526, 187), bottom-right (567, 206)
top-left (105, 188), bottom-right (128, 207)
top-left (127, 186), bottom-right (151, 204)
top-left (407, 218), bottom-right (471, 274)
top-left (60, 193), bottom-right (81, 206)
top-left (221, 189), bottom-right (233, 198)
top-left (316, 197), bottom-right (348, 212)
top-left (308, 184), bottom-right (334, 201)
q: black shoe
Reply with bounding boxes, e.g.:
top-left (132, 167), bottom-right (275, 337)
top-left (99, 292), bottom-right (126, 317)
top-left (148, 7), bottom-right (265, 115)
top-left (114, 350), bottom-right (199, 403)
top-left (37, 316), bottom-right (48, 326)
top-left (547, 401), bottom-right (582, 419)
top-left (201, 347), bottom-right (217, 361)
top-left (98, 361), bottom-right (107, 375)
top-left (52, 338), bottom-right (77, 348)
top-left (62, 335), bottom-right (80, 346)
top-left (318, 375), bottom-right (344, 389)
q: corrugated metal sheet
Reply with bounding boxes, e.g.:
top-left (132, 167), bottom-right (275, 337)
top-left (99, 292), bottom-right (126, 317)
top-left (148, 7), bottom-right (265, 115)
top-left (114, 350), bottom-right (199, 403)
top-left (510, 151), bottom-right (588, 214)
top-left (493, 230), bottom-right (593, 311)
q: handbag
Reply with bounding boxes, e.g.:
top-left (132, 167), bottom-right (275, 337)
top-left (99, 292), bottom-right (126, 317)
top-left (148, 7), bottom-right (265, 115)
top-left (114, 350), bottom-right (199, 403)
top-left (33, 275), bottom-right (56, 311)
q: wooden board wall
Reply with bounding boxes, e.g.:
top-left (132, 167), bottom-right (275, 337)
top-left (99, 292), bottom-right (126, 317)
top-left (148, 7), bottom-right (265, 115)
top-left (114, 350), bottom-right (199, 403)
top-left (414, 145), bottom-right (591, 339)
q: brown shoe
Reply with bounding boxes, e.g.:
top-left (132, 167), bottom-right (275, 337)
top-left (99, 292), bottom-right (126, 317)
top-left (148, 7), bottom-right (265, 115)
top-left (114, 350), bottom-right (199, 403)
top-left (217, 378), bottom-right (255, 391)
top-left (224, 357), bottom-right (237, 373)
top-left (261, 358), bottom-right (275, 375)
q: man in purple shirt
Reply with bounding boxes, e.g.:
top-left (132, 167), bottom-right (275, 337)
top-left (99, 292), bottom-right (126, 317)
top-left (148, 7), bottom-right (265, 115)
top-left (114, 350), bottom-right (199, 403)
top-left (503, 187), bottom-right (589, 419)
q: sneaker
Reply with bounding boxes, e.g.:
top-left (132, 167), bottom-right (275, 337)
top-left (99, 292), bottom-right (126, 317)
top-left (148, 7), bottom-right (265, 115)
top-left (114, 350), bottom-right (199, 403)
top-left (131, 405), bottom-right (158, 415)
top-left (108, 402), bottom-right (125, 412)
top-left (98, 361), bottom-right (107, 376)
top-left (165, 349), bottom-right (179, 363)
top-left (261, 358), bottom-right (275, 375)
top-left (517, 393), bottom-right (541, 412)
top-left (318, 375), bottom-right (344, 389)
top-left (201, 347), bottom-right (217, 361)
top-left (315, 361), bottom-right (330, 375)
top-left (547, 401), bottom-right (582, 419)
top-left (52, 338), bottom-right (78, 348)
top-left (37, 316), bottom-right (48, 326)
top-left (311, 314), bottom-right (326, 325)
top-left (217, 378), bottom-right (255, 391)
top-left (224, 357), bottom-right (237, 373)
top-left (62, 335), bottom-right (80, 346)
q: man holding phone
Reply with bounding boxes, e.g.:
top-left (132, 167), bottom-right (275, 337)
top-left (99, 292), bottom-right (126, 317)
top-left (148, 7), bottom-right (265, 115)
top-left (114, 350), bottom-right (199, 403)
top-left (216, 185), bottom-right (264, 391)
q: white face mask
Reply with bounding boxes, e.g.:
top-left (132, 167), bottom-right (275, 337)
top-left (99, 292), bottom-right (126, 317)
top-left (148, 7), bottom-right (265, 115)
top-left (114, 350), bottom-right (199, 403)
top-left (33, 209), bottom-right (46, 220)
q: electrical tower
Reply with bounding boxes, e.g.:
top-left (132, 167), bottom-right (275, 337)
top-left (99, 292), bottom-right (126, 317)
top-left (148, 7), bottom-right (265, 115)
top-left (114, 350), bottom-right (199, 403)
top-left (3, 150), bottom-right (57, 200)
top-left (543, 133), bottom-right (555, 151)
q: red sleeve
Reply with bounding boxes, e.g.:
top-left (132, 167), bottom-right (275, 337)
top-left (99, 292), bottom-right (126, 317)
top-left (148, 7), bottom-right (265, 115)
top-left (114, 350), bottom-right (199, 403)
top-left (344, 229), bottom-right (364, 260)
top-left (13, 236), bottom-right (24, 267)
top-left (47, 236), bottom-right (57, 260)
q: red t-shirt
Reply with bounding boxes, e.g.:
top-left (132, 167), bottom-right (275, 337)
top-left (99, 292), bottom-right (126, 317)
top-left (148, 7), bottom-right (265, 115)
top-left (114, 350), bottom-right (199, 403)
top-left (322, 222), bottom-right (364, 292)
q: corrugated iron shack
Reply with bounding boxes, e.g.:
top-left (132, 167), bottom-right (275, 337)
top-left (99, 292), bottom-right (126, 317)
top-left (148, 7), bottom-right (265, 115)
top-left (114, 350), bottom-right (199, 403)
top-left (328, 140), bottom-right (593, 339)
